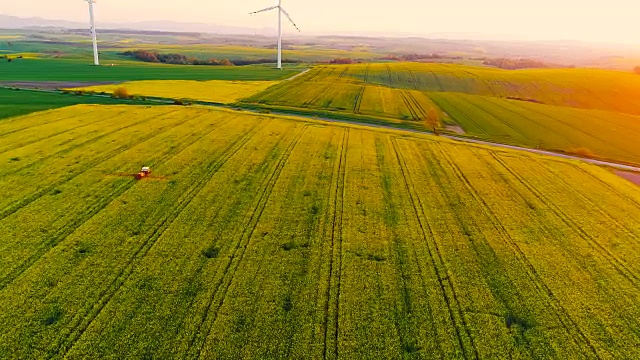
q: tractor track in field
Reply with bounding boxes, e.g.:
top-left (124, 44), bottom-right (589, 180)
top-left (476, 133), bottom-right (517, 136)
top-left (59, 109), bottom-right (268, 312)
top-left (0, 110), bottom-right (158, 177)
top-left (430, 94), bottom-right (489, 135)
top-left (455, 95), bottom-right (532, 141)
top-left (188, 126), bottom-right (307, 357)
top-left (166, 127), bottom-right (302, 351)
top-left (573, 165), bottom-right (640, 209)
top-left (61, 115), bottom-right (263, 357)
top-left (0, 109), bottom-right (183, 223)
top-left (535, 159), bottom-right (640, 247)
top-left (427, 145), bottom-right (542, 358)
top-left (438, 147), bottom-right (601, 358)
top-left (426, 70), bottom-right (445, 92)
top-left (375, 138), bottom-right (429, 356)
top-left (490, 154), bottom-right (640, 289)
top-left (403, 90), bottom-right (428, 121)
top-left (353, 87), bottom-right (365, 114)
top-left (332, 128), bottom-right (348, 360)
top-left (477, 96), bottom-right (573, 145)
top-left (171, 125), bottom-right (304, 354)
top-left (321, 128), bottom-right (348, 360)
top-left (440, 67), bottom-right (472, 94)
top-left (503, 98), bottom-right (632, 156)
top-left (167, 125), bottom-right (303, 353)
top-left (189, 126), bottom-right (309, 359)
top-left (0, 112), bottom-right (224, 292)
top-left (442, 64), bottom-right (497, 97)
top-left (391, 138), bottom-right (479, 360)
top-left (0, 110), bottom-right (115, 152)
top-left (402, 66), bottom-right (421, 91)
top-left (398, 91), bottom-right (420, 120)
top-left (0, 108), bottom-right (99, 138)
top-left (303, 67), bottom-right (349, 108)
top-left (353, 65), bottom-right (369, 114)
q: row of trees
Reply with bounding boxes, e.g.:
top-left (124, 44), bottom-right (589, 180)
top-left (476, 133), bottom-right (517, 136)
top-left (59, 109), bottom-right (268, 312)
top-left (481, 58), bottom-right (576, 70)
top-left (121, 51), bottom-right (234, 66)
top-left (381, 53), bottom-right (463, 61)
top-left (120, 50), bottom-right (303, 66)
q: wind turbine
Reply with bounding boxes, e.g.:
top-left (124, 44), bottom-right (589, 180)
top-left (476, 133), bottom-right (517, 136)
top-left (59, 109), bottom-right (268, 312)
top-left (85, 0), bottom-right (99, 66)
top-left (250, 0), bottom-right (300, 69)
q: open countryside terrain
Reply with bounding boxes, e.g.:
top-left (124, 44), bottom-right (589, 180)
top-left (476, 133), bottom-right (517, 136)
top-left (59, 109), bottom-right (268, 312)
top-left (245, 63), bottom-right (640, 164)
top-left (1, 105), bottom-right (640, 358)
top-left (0, 88), bottom-right (155, 121)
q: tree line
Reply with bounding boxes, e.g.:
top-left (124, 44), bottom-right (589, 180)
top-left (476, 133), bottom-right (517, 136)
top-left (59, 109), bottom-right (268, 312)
top-left (120, 51), bottom-right (301, 66)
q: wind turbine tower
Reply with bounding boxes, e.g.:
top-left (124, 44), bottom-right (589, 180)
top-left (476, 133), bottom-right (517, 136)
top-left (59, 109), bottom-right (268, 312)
top-left (250, 0), bottom-right (300, 69)
top-left (86, 0), bottom-right (100, 66)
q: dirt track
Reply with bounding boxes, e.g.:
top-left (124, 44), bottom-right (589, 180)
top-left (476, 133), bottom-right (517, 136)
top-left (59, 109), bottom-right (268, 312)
top-left (615, 171), bottom-right (640, 186)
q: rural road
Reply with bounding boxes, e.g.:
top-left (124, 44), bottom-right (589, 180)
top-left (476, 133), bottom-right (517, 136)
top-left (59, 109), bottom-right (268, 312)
top-left (284, 68), bottom-right (310, 81)
top-left (4, 85), bottom-right (640, 174)
top-left (253, 108), bottom-right (640, 173)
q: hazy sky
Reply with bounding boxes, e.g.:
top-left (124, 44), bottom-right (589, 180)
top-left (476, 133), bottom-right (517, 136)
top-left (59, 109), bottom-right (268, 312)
top-left (2, 0), bottom-right (639, 43)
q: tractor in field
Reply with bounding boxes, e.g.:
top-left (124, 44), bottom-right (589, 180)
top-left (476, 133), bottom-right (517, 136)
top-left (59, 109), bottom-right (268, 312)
top-left (136, 166), bottom-right (151, 180)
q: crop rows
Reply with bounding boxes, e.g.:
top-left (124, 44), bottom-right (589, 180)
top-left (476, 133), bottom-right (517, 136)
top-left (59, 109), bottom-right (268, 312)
top-left (245, 63), bottom-right (640, 164)
top-left (255, 62), bottom-right (640, 115)
top-left (1, 106), bottom-right (640, 358)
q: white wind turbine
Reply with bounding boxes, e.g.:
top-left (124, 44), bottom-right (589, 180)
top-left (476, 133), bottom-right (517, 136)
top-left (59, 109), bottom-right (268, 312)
top-left (85, 0), bottom-right (100, 66)
top-left (250, 0), bottom-right (300, 69)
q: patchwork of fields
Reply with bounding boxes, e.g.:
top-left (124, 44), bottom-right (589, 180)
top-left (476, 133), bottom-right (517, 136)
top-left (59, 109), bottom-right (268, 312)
top-left (245, 63), bottom-right (640, 164)
top-left (0, 88), bottom-right (154, 121)
top-left (1, 105), bottom-right (640, 358)
top-left (69, 80), bottom-right (280, 104)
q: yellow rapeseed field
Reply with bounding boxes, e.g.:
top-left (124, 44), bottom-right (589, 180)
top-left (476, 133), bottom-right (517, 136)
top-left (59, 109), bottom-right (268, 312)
top-left (70, 80), bottom-right (280, 104)
top-left (0, 105), bottom-right (639, 358)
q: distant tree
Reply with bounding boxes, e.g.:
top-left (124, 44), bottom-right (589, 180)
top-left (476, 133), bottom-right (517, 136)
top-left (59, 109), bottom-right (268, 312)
top-left (112, 87), bottom-right (130, 99)
top-left (425, 108), bottom-right (441, 135)
top-left (566, 147), bottom-right (595, 158)
top-left (220, 58), bottom-right (234, 66)
top-left (635, 66), bottom-right (640, 75)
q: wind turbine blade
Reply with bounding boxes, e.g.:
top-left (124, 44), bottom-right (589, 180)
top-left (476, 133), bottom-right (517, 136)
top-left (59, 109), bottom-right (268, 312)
top-left (279, 8), bottom-right (300, 32)
top-left (249, 6), bottom-right (278, 14)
